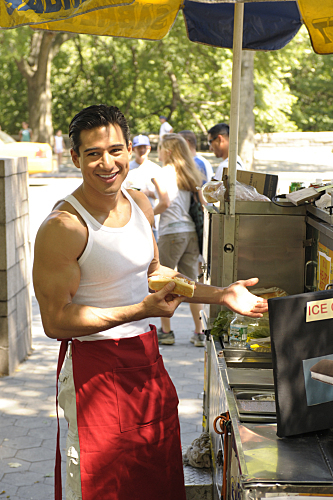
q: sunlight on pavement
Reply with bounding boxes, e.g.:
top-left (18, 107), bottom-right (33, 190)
top-left (178, 399), bottom-right (203, 415)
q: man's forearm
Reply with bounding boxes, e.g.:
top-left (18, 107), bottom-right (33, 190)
top-left (148, 267), bottom-right (267, 317)
top-left (150, 266), bottom-right (223, 304)
top-left (41, 301), bottom-right (146, 340)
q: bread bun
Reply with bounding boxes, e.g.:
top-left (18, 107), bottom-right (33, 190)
top-left (148, 275), bottom-right (195, 298)
top-left (202, 180), bottom-right (223, 203)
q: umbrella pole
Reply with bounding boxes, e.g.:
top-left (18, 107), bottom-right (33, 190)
top-left (228, 1), bottom-right (244, 216)
top-left (221, 2), bottom-right (244, 288)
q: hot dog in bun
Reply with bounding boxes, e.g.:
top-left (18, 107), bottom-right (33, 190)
top-left (148, 275), bottom-right (195, 298)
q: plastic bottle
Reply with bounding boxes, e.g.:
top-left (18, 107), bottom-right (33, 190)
top-left (229, 314), bottom-right (248, 347)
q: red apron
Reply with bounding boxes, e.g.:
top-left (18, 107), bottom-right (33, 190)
top-left (55, 326), bottom-right (186, 500)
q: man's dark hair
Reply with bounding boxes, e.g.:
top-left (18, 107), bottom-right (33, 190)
top-left (178, 130), bottom-right (197, 150)
top-left (69, 104), bottom-right (130, 155)
top-left (207, 123), bottom-right (229, 138)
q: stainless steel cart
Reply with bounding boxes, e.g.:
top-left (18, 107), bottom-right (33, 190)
top-left (205, 338), bottom-right (333, 500)
top-left (202, 201), bottom-right (333, 499)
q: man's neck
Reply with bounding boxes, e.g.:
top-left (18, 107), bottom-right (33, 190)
top-left (76, 182), bottom-right (124, 217)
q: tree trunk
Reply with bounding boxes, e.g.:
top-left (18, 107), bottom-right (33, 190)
top-left (238, 50), bottom-right (255, 170)
top-left (16, 31), bottom-right (74, 145)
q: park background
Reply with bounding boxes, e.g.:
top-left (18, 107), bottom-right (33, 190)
top-left (1, 19), bottom-right (333, 170)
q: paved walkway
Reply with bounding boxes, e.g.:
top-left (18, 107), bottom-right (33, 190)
top-left (0, 293), bottom-right (205, 499)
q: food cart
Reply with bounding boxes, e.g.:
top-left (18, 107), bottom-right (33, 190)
top-left (2, 1), bottom-right (333, 498)
top-left (201, 198), bottom-right (333, 499)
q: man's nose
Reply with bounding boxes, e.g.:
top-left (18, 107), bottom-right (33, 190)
top-left (102, 151), bottom-right (114, 168)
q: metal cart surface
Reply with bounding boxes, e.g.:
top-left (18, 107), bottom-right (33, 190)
top-left (202, 201), bottom-right (333, 499)
top-left (205, 339), bottom-right (333, 500)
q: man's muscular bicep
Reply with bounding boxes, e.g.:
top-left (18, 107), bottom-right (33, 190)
top-left (33, 214), bottom-right (86, 333)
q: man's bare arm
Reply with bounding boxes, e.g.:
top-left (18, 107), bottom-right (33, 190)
top-left (148, 262), bottom-right (267, 318)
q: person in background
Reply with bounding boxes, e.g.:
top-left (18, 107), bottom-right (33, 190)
top-left (178, 130), bottom-right (212, 286)
top-left (207, 123), bottom-right (244, 180)
top-left (124, 134), bottom-right (161, 240)
top-left (19, 122), bottom-right (32, 142)
top-left (152, 133), bottom-right (207, 347)
top-left (159, 116), bottom-right (173, 140)
top-left (129, 134), bottom-right (154, 170)
top-left (33, 104), bottom-right (268, 500)
top-left (178, 130), bottom-right (214, 184)
top-left (54, 129), bottom-right (65, 170)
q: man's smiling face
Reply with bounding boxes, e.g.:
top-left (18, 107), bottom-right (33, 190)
top-left (71, 124), bottom-right (132, 197)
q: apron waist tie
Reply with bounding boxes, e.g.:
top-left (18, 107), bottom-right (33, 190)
top-left (55, 339), bottom-right (70, 500)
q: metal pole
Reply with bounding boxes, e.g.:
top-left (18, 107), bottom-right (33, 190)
top-left (228, 1), bottom-right (244, 216)
top-left (221, 3), bottom-right (244, 287)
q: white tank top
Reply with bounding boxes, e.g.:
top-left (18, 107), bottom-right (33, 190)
top-left (64, 187), bottom-right (154, 341)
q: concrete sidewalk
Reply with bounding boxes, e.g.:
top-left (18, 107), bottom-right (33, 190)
top-left (0, 294), bottom-right (205, 499)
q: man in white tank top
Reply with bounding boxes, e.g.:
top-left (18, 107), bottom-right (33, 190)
top-left (33, 105), bottom-right (267, 500)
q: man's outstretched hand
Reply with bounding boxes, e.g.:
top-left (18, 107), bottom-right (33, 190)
top-left (222, 278), bottom-right (268, 318)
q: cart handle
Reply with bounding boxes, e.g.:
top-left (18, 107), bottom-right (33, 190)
top-left (213, 412), bottom-right (230, 500)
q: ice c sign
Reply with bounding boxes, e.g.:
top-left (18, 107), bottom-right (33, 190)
top-left (306, 298), bottom-right (333, 322)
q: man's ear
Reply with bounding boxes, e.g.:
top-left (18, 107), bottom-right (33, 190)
top-left (70, 148), bottom-right (81, 169)
top-left (128, 141), bottom-right (133, 159)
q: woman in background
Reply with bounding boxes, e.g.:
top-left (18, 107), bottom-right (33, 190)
top-left (152, 133), bottom-right (205, 347)
top-left (54, 129), bottom-right (65, 170)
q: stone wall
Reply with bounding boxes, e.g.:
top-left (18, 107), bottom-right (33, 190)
top-left (0, 157), bottom-right (32, 376)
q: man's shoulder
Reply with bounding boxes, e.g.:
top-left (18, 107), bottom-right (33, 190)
top-left (36, 205), bottom-right (86, 252)
top-left (35, 205), bottom-right (88, 264)
top-left (42, 202), bottom-right (84, 231)
top-left (125, 188), bottom-right (154, 223)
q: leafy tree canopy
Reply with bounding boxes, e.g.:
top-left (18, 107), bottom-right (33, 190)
top-left (0, 20), bottom-right (332, 138)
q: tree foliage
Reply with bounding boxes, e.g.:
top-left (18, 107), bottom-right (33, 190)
top-left (50, 17), bottom-right (234, 136)
top-left (0, 20), bottom-right (332, 139)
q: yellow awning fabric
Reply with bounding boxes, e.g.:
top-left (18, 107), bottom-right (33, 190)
top-left (298, 0), bottom-right (333, 54)
top-left (33, 0), bottom-right (181, 40)
top-left (0, 0), bottom-right (132, 29)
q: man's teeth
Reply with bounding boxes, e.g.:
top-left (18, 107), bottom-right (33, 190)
top-left (99, 173), bottom-right (117, 179)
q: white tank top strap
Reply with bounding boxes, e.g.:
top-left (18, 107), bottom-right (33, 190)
top-left (121, 186), bottom-right (149, 226)
top-left (64, 194), bottom-right (97, 228)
